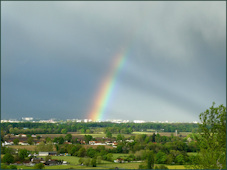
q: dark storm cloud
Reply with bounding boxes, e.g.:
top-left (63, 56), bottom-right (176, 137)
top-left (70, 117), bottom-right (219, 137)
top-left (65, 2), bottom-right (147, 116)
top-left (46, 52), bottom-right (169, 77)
top-left (1, 1), bottom-right (226, 121)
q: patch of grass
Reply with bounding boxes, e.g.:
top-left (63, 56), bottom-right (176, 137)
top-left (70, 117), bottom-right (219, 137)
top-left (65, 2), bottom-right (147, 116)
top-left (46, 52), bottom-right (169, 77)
top-left (165, 165), bottom-right (187, 169)
top-left (99, 162), bottom-right (142, 169)
top-left (8, 145), bottom-right (37, 151)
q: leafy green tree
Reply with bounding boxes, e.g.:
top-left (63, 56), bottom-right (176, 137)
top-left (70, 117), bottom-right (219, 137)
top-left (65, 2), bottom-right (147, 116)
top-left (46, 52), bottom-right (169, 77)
top-left (65, 134), bottom-right (72, 142)
top-left (78, 158), bottom-right (84, 165)
top-left (78, 147), bottom-right (86, 157)
top-left (34, 163), bottom-right (45, 169)
top-left (58, 136), bottom-right (64, 144)
top-left (155, 151), bottom-right (167, 164)
top-left (13, 138), bottom-right (19, 145)
top-left (191, 103), bottom-right (226, 169)
top-left (97, 156), bottom-right (102, 164)
top-left (106, 131), bottom-right (112, 138)
top-left (146, 151), bottom-right (154, 169)
top-left (61, 129), bottom-right (67, 134)
top-left (45, 137), bottom-right (51, 143)
top-left (18, 149), bottom-right (28, 161)
top-left (106, 153), bottom-right (113, 162)
top-left (87, 148), bottom-right (96, 158)
top-left (84, 135), bottom-right (93, 144)
top-left (175, 154), bottom-right (184, 165)
top-left (84, 157), bottom-right (91, 166)
top-left (2, 153), bottom-right (14, 164)
top-left (27, 137), bottom-right (33, 145)
top-left (91, 157), bottom-right (97, 167)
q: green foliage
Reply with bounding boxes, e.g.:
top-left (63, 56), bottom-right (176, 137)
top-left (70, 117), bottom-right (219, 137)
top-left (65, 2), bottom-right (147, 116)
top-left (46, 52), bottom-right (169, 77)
top-left (154, 165), bottom-right (168, 169)
top-left (106, 153), bottom-right (113, 162)
top-left (78, 147), bottom-right (86, 157)
top-left (91, 157), bottom-right (97, 167)
top-left (175, 154), bottom-right (184, 165)
top-left (13, 138), bottom-right (19, 145)
top-left (9, 165), bottom-right (17, 169)
top-left (78, 158), bottom-right (84, 164)
top-left (1, 163), bottom-right (9, 169)
top-left (36, 135), bottom-right (41, 140)
top-left (97, 156), bottom-right (102, 164)
top-left (2, 153), bottom-right (14, 164)
top-left (84, 135), bottom-right (93, 144)
top-left (146, 151), bottom-right (154, 169)
top-left (65, 134), bottom-right (72, 142)
top-left (34, 163), bottom-right (45, 169)
top-left (36, 141), bottom-right (54, 151)
top-left (61, 129), bottom-right (67, 134)
top-left (191, 103), bottom-right (226, 169)
top-left (87, 148), bottom-right (96, 158)
top-left (27, 137), bottom-right (33, 145)
top-left (45, 155), bottom-right (52, 161)
top-left (18, 149), bottom-right (28, 161)
top-left (84, 157), bottom-right (91, 166)
top-left (155, 151), bottom-right (167, 164)
top-left (106, 131), bottom-right (112, 138)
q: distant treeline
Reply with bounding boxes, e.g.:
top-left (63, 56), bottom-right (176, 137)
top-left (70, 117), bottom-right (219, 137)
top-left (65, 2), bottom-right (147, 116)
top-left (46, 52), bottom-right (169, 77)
top-left (1, 122), bottom-right (198, 135)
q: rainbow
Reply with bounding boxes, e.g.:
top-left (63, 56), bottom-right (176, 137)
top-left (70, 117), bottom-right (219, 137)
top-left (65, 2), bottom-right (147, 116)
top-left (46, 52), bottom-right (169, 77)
top-left (88, 49), bottom-right (127, 121)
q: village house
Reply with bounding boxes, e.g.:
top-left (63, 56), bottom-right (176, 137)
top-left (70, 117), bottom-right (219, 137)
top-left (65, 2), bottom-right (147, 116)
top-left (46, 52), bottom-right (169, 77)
top-left (2, 141), bottom-right (13, 146)
top-left (89, 141), bottom-right (106, 145)
top-left (114, 158), bottom-right (125, 163)
top-left (19, 141), bottom-right (29, 145)
top-left (38, 151), bottom-right (57, 156)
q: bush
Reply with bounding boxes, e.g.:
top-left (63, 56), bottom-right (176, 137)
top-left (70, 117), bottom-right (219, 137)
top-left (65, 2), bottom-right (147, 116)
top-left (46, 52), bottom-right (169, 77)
top-left (34, 163), bottom-right (45, 169)
top-left (155, 165), bottom-right (169, 169)
top-left (2, 153), bottom-right (14, 164)
top-left (9, 165), bottom-right (17, 169)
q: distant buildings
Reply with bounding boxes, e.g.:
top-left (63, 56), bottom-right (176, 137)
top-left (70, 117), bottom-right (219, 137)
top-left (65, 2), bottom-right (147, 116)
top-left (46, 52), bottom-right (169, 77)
top-left (22, 117), bottom-right (33, 121)
top-left (1, 117), bottom-right (199, 124)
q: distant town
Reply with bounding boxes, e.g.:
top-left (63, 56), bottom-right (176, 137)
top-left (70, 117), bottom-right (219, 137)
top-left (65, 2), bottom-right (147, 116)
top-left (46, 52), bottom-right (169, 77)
top-left (1, 117), bottom-right (199, 124)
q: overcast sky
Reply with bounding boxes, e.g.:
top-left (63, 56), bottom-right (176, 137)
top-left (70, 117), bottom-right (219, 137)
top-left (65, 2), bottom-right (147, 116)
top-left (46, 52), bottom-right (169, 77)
top-left (2, 1), bottom-right (226, 122)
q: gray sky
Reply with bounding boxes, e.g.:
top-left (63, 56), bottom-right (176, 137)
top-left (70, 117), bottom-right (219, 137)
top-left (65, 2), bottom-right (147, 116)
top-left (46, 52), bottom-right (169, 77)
top-left (2, 1), bottom-right (226, 122)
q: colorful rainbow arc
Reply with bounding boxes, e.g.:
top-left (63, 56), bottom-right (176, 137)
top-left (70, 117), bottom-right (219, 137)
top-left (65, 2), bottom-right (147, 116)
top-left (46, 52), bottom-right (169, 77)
top-left (88, 49), bottom-right (127, 121)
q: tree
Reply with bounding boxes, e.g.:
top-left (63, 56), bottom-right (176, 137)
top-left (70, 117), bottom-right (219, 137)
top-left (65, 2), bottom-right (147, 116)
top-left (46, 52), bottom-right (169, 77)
top-left (84, 135), bottom-right (93, 144)
top-left (84, 157), bottom-right (91, 166)
top-left (13, 138), bottom-right (19, 145)
top-left (27, 137), bottom-right (33, 145)
top-left (18, 149), bottom-right (28, 161)
top-left (65, 134), bottom-right (72, 142)
top-left (191, 103), bottom-right (226, 169)
top-left (78, 147), bottom-right (86, 157)
top-left (175, 154), bottom-right (184, 165)
top-left (79, 158), bottom-right (84, 165)
top-left (61, 129), bottom-right (67, 134)
top-left (34, 163), bottom-right (45, 169)
top-left (155, 151), bottom-right (167, 164)
top-left (106, 131), bottom-right (112, 138)
top-left (2, 153), bottom-right (14, 164)
top-left (91, 157), bottom-right (97, 167)
top-left (147, 151), bottom-right (154, 169)
top-left (97, 156), bottom-right (102, 164)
